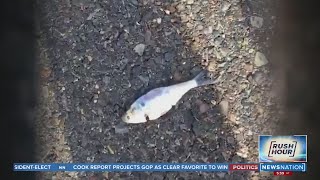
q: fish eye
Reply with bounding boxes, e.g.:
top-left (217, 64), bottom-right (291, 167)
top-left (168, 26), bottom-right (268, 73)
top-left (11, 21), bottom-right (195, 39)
top-left (126, 115), bottom-right (130, 119)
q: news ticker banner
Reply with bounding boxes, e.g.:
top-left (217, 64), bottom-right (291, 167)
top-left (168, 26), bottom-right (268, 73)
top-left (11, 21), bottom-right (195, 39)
top-left (259, 135), bottom-right (307, 162)
top-left (13, 163), bottom-right (306, 172)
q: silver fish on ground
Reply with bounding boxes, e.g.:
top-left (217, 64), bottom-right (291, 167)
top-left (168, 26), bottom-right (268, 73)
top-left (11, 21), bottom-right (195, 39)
top-left (122, 70), bottom-right (220, 124)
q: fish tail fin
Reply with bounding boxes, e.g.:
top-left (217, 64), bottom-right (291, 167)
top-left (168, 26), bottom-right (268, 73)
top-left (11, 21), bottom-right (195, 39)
top-left (193, 70), bottom-right (220, 87)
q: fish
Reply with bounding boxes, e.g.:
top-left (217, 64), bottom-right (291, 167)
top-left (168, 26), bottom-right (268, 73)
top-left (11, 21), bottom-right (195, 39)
top-left (122, 70), bottom-right (220, 124)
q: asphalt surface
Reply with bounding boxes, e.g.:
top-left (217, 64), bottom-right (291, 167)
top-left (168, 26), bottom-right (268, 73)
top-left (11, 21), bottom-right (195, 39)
top-left (36, 0), bottom-right (276, 179)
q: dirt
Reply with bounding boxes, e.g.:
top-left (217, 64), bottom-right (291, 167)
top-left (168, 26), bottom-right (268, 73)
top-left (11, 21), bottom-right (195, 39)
top-left (35, 0), bottom-right (277, 179)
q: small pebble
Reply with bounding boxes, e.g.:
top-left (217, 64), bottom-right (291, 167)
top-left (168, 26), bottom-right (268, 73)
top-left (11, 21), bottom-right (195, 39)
top-left (208, 61), bottom-right (217, 71)
top-left (115, 125), bottom-right (129, 134)
top-left (156, 18), bottom-right (162, 24)
top-left (42, 86), bottom-right (49, 98)
top-left (204, 26), bottom-right (213, 35)
top-left (173, 72), bottom-right (182, 81)
top-left (217, 172), bottom-right (225, 178)
top-left (219, 100), bottom-right (229, 116)
top-left (168, 5), bottom-right (176, 13)
top-left (244, 63), bottom-right (253, 73)
top-left (199, 103), bottom-right (210, 114)
top-left (250, 16), bottom-right (264, 28)
top-left (134, 44), bottom-right (146, 56)
top-left (197, 25), bottom-right (204, 31)
top-left (254, 52), bottom-right (268, 67)
top-left (227, 136), bottom-right (235, 144)
top-left (221, 2), bottom-right (231, 12)
top-left (187, 0), bottom-right (194, 5)
top-left (220, 47), bottom-right (230, 57)
top-left (253, 72), bottom-right (265, 85)
top-left (87, 55), bottom-right (93, 62)
top-left (176, 4), bottom-right (185, 11)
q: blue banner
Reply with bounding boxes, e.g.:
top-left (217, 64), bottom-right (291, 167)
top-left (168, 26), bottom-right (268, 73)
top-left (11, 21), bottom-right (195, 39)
top-left (13, 163), bottom-right (229, 172)
top-left (260, 163), bottom-right (306, 172)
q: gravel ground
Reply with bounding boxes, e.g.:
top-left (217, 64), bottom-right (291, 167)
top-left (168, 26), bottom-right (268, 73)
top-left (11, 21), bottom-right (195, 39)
top-left (36, 0), bottom-right (278, 179)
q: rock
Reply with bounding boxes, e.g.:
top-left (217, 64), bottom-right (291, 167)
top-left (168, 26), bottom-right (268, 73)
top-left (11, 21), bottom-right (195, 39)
top-left (208, 61), bottom-right (217, 72)
top-left (227, 136), bottom-right (235, 144)
top-left (253, 72), bottom-right (265, 85)
top-left (203, 26), bottom-right (213, 35)
top-left (186, 0), bottom-right (194, 5)
top-left (216, 172), bottom-right (225, 178)
top-left (244, 63), bottom-right (253, 73)
top-left (221, 2), bottom-right (231, 12)
top-left (130, 0), bottom-right (139, 6)
top-left (87, 9), bottom-right (100, 20)
top-left (173, 72), bottom-right (182, 81)
top-left (144, 30), bottom-right (152, 45)
top-left (138, 75), bottom-right (149, 85)
top-left (42, 86), bottom-right (49, 98)
top-left (40, 66), bottom-right (52, 79)
top-left (232, 155), bottom-right (242, 163)
top-left (218, 62), bottom-right (227, 68)
top-left (199, 102), bottom-right (210, 114)
top-left (242, 38), bottom-right (249, 46)
top-left (87, 55), bottom-right (93, 61)
top-left (250, 16), bottom-right (263, 28)
top-left (102, 172), bottom-right (109, 179)
top-left (219, 100), bottom-right (229, 116)
top-left (220, 47), bottom-right (230, 57)
top-left (254, 52), bottom-right (268, 67)
top-left (165, 51), bottom-right (175, 61)
top-left (134, 44), bottom-right (146, 56)
top-left (156, 18), bottom-right (162, 24)
top-left (236, 133), bottom-right (244, 141)
top-left (114, 125), bottom-right (129, 134)
top-left (222, 152), bottom-right (230, 160)
top-left (176, 4), bottom-right (185, 11)
top-left (212, 30), bottom-right (220, 38)
top-left (193, 6), bottom-right (201, 13)
top-left (197, 25), bottom-right (204, 31)
top-left (168, 5), bottom-right (176, 13)
top-left (103, 76), bottom-right (111, 86)
top-left (214, 49), bottom-right (222, 59)
top-left (213, 37), bottom-right (223, 46)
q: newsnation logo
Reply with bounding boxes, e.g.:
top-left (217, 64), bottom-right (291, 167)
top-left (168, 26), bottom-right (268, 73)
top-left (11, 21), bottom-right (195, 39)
top-left (259, 135), bottom-right (307, 162)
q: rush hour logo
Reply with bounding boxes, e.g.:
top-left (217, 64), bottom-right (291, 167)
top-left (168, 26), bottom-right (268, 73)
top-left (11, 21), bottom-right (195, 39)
top-left (268, 141), bottom-right (297, 157)
top-left (259, 135), bottom-right (307, 162)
